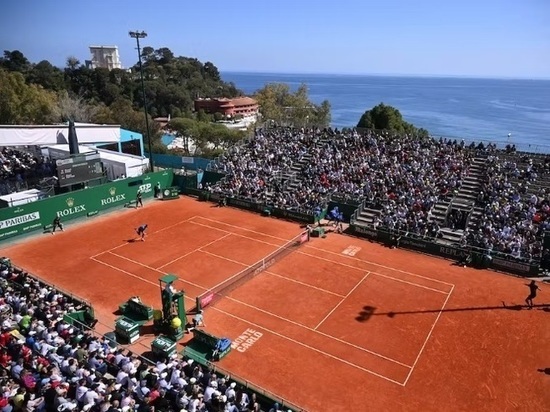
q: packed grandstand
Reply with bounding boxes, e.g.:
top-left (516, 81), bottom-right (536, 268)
top-left (207, 127), bottom-right (549, 262)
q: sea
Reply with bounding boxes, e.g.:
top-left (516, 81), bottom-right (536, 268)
top-left (221, 72), bottom-right (550, 151)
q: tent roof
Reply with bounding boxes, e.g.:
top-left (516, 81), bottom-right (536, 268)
top-left (0, 123), bottom-right (122, 146)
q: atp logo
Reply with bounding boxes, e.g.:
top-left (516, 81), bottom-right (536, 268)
top-left (139, 183), bottom-right (152, 193)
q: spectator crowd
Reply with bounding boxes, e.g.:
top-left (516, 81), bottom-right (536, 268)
top-left (208, 127), bottom-right (550, 260)
top-left (0, 260), bottom-right (287, 412)
top-left (0, 147), bottom-right (56, 196)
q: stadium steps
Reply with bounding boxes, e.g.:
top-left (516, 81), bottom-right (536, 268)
top-left (431, 200), bottom-right (450, 224)
top-left (354, 207), bottom-right (381, 224)
top-left (438, 227), bottom-right (464, 243)
top-left (465, 206), bottom-right (484, 228)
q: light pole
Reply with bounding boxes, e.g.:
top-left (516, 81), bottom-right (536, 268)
top-left (129, 30), bottom-right (154, 172)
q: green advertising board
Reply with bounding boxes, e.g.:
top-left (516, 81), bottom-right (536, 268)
top-left (0, 170), bottom-right (174, 242)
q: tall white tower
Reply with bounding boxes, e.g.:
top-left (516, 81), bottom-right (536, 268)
top-left (88, 46), bottom-right (122, 70)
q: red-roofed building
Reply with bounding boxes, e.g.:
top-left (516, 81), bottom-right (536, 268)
top-left (194, 97), bottom-right (259, 118)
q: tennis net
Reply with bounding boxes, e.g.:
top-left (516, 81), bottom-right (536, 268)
top-left (197, 230), bottom-right (310, 310)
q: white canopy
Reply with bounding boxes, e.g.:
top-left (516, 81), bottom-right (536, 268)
top-left (0, 123), bottom-right (121, 146)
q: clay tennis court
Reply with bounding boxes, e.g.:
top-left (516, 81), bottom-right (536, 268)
top-left (1, 197), bottom-right (548, 411)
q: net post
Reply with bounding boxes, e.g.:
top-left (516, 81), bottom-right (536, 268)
top-left (195, 296), bottom-right (201, 313)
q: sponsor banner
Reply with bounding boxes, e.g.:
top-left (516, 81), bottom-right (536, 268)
top-left (491, 257), bottom-right (537, 276)
top-left (352, 225), bottom-right (378, 239)
top-left (0, 211), bottom-right (40, 230)
top-left (100, 187), bottom-right (127, 207)
top-left (271, 208), bottom-right (315, 223)
top-left (0, 211), bottom-right (42, 240)
top-left (0, 170), bottom-right (174, 242)
top-left (227, 197), bottom-right (262, 213)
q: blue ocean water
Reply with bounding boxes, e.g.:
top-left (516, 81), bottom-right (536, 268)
top-left (221, 72), bottom-right (550, 149)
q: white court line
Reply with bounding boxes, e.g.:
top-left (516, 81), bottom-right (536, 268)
top-left (402, 284), bottom-right (454, 386)
top-left (90, 216), bottom-right (196, 258)
top-left (188, 221), bottom-right (282, 248)
top-left (264, 271), bottom-right (345, 298)
top-left (91, 257), bottom-right (156, 287)
top-left (314, 272), bottom-right (371, 330)
top-left (109, 251), bottom-right (208, 291)
top-left (298, 251), bottom-right (452, 294)
top-left (199, 250), bottom-right (250, 267)
top-left (91, 256), bottom-right (197, 303)
top-left (225, 293), bottom-right (411, 369)
top-left (156, 233), bottom-right (233, 270)
top-left (305, 244), bottom-right (455, 288)
top-left (210, 304), bottom-right (406, 386)
top-left (370, 272), bottom-right (450, 295)
top-left (193, 216), bottom-right (289, 241)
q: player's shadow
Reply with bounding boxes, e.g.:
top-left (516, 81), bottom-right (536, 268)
top-left (356, 302), bottom-right (549, 321)
top-left (125, 238), bottom-right (138, 243)
top-left (537, 368), bottom-right (550, 375)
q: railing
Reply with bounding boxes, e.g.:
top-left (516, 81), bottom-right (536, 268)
top-left (443, 198), bottom-right (454, 226)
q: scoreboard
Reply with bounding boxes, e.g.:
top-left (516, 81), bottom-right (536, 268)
top-left (56, 153), bottom-right (104, 187)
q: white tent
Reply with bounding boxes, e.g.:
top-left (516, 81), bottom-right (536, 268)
top-left (0, 123), bottom-right (121, 146)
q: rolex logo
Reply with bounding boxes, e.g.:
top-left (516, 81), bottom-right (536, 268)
top-left (109, 187), bottom-right (116, 196)
top-left (66, 198), bottom-right (74, 207)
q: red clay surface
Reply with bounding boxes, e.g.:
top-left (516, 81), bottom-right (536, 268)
top-left (1, 197), bottom-right (549, 412)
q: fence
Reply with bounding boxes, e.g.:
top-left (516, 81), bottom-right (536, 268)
top-left (0, 170), bottom-right (174, 242)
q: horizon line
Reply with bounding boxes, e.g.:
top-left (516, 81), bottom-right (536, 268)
top-left (220, 70), bottom-right (550, 81)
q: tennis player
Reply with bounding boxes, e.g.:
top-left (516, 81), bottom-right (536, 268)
top-left (135, 224), bottom-right (148, 241)
top-left (187, 310), bottom-right (205, 333)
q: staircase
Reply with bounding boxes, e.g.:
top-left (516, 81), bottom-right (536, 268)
top-left (441, 156), bottom-right (486, 242)
top-left (351, 204), bottom-right (381, 226)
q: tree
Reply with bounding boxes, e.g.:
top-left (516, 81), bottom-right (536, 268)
top-left (357, 103), bottom-right (429, 137)
top-left (168, 117), bottom-right (200, 154)
top-left (0, 69), bottom-right (57, 124)
top-left (27, 60), bottom-right (65, 91)
top-left (66, 56), bottom-right (81, 71)
top-left (0, 50), bottom-right (30, 73)
top-left (254, 82), bottom-right (331, 127)
top-left (54, 91), bottom-right (97, 122)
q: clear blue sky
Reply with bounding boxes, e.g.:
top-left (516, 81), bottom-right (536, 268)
top-left (1, 0), bottom-right (549, 78)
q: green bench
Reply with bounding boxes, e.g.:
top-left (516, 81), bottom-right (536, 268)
top-left (63, 307), bottom-right (97, 329)
top-left (188, 329), bottom-right (231, 361)
top-left (118, 297), bottom-right (154, 325)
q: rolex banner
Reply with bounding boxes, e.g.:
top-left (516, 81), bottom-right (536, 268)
top-left (0, 170), bottom-right (174, 241)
